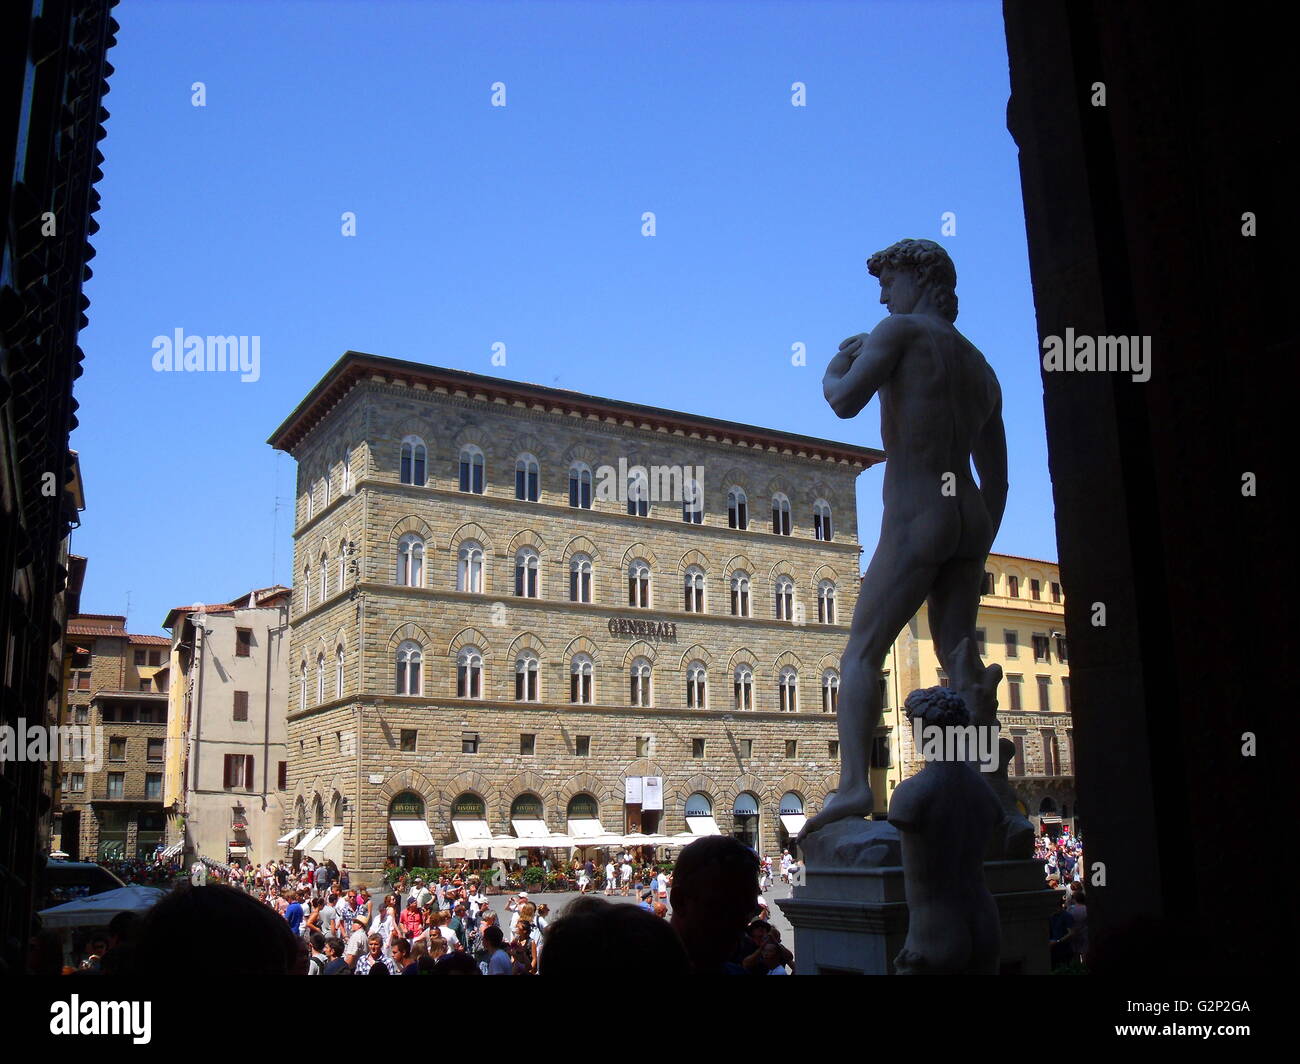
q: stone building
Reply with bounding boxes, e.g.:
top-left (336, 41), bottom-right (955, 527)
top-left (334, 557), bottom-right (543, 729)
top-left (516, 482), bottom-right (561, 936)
top-left (161, 586), bottom-right (292, 866)
top-left (882, 552), bottom-right (1077, 833)
top-left (57, 615), bottom-right (170, 860)
top-left (269, 352), bottom-right (882, 875)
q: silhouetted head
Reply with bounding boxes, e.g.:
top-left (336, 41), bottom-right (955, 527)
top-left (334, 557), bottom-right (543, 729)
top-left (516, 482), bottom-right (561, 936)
top-left (539, 897), bottom-right (689, 977)
top-left (670, 836), bottom-right (760, 972)
top-left (127, 885), bottom-right (298, 975)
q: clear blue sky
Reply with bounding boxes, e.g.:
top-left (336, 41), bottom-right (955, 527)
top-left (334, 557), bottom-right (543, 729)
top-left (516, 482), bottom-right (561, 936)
top-left (73, 0), bottom-right (1052, 635)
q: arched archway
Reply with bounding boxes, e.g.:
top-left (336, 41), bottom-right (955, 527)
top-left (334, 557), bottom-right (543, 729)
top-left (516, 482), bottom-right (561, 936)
top-left (732, 792), bottom-right (760, 852)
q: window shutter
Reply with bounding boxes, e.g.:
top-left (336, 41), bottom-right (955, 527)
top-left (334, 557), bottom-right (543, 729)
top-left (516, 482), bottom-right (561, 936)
top-left (244, 755), bottom-right (254, 789)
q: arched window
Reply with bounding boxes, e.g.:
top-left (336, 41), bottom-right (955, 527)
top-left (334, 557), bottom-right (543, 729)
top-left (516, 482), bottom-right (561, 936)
top-left (818, 580), bottom-right (837, 624)
top-left (570, 654), bottom-right (593, 704)
top-left (813, 499), bottom-right (833, 541)
top-left (685, 792), bottom-right (713, 821)
top-left (337, 539), bottom-right (348, 589)
top-left (400, 436), bottom-right (427, 486)
top-left (320, 552), bottom-right (329, 601)
top-left (395, 641), bottom-right (422, 696)
top-left (514, 548), bottom-right (539, 598)
top-left (727, 488), bottom-right (748, 530)
top-left (570, 554), bottom-right (593, 603)
top-left (302, 563), bottom-right (311, 611)
top-left (340, 445), bottom-right (351, 493)
top-left (683, 567), bottom-right (705, 613)
top-left (628, 560), bottom-right (651, 608)
top-left (775, 576), bottom-right (794, 621)
top-left (515, 651), bottom-right (539, 702)
top-left (397, 534), bottom-right (424, 587)
top-left (627, 468), bottom-right (649, 517)
top-left (306, 486), bottom-right (314, 521)
top-left (568, 463), bottom-right (593, 509)
top-left (772, 493), bottom-right (792, 536)
top-left (322, 475), bottom-right (330, 508)
top-left (630, 657), bottom-right (653, 707)
top-left (299, 662), bottom-right (307, 711)
top-left (686, 661), bottom-right (707, 708)
top-left (515, 454), bottom-right (540, 502)
top-left (335, 645), bottom-right (345, 698)
top-left (822, 670), bottom-right (839, 713)
top-left (682, 478), bottom-right (703, 524)
top-left (458, 445), bottom-right (485, 494)
top-left (316, 654), bottom-right (326, 703)
top-left (734, 664), bottom-right (754, 711)
top-left (456, 646), bottom-right (484, 699)
top-left (779, 667), bottom-right (799, 712)
top-left (730, 571), bottom-right (751, 617)
top-left (457, 541), bottom-right (484, 593)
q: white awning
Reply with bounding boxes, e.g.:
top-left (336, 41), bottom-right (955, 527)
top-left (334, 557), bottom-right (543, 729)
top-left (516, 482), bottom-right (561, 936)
top-left (310, 826), bottom-right (344, 857)
top-left (779, 814), bottom-right (807, 836)
top-left (511, 819), bottom-right (550, 839)
top-left (389, 820), bottom-right (435, 847)
top-left (685, 816), bottom-right (721, 836)
top-left (452, 819), bottom-right (492, 843)
top-left (567, 819), bottom-right (607, 839)
top-left (228, 846), bottom-right (247, 856)
top-left (160, 840), bottom-right (184, 858)
top-left (294, 830), bottom-right (320, 852)
top-left (277, 829), bottom-right (302, 844)
top-left (1040, 815), bottom-right (1063, 824)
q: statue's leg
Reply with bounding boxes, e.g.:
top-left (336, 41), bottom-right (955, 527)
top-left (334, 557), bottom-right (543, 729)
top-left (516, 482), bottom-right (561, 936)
top-left (925, 555), bottom-right (985, 677)
top-left (801, 538), bottom-right (938, 836)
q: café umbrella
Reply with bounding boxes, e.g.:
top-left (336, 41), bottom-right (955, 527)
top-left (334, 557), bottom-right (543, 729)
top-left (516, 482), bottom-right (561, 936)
top-left (38, 885), bottom-right (166, 929)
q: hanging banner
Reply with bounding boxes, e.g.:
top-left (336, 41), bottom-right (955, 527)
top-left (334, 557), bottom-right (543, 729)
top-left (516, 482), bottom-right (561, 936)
top-left (625, 776), bottom-right (643, 804)
top-left (642, 776), bottom-right (663, 811)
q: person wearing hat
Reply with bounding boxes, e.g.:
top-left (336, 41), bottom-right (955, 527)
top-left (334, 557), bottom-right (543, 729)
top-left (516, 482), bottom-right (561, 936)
top-left (343, 914), bottom-right (370, 969)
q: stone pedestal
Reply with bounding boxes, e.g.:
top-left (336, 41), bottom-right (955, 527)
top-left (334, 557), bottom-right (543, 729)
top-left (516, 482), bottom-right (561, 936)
top-left (777, 856), bottom-right (1058, 974)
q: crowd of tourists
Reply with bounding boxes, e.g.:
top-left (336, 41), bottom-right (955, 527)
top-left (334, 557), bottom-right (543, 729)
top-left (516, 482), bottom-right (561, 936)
top-left (1037, 828), bottom-right (1088, 970)
top-left (33, 836), bottom-right (792, 976)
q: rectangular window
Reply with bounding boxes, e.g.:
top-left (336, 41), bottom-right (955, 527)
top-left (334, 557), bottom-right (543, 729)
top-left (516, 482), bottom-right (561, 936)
top-left (107, 773), bottom-right (125, 799)
top-left (878, 674), bottom-right (890, 709)
top-left (975, 628), bottom-right (986, 657)
top-left (75, 706), bottom-right (88, 725)
top-left (1033, 634), bottom-right (1051, 663)
top-left (937, 670), bottom-right (949, 688)
top-left (233, 690), bottom-right (249, 721)
top-left (785, 739), bottom-right (797, 758)
top-left (982, 571), bottom-right (995, 595)
top-left (829, 740), bottom-right (840, 759)
top-left (223, 755), bottom-right (242, 789)
top-left (636, 736), bottom-right (650, 758)
top-left (1055, 635), bottom-right (1068, 662)
top-left (692, 738), bottom-right (705, 758)
top-left (145, 773), bottom-right (162, 799)
top-left (134, 650), bottom-right (146, 666)
top-left (1062, 677), bottom-right (1071, 712)
top-left (149, 650), bottom-right (161, 666)
top-left (1037, 676), bottom-right (1051, 712)
top-left (870, 734), bottom-right (891, 768)
top-left (1004, 630), bottom-right (1019, 658)
top-left (738, 739), bottom-right (753, 758)
top-left (520, 733), bottom-right (536, 756)
top-left (147, 738), bottom-right (165, 762)
top-left (462, 733), bottom-right (479, 755)
top-left (235, 628), bottom-right (252, 657)
top-left (278, 762), bottom-right (288, 790)
top-left (1030, 579), bottom-right (1041, 600)
top-left (138, 679), bottom-right (151, 692)
top-left (1011, 734), bottom-right (1026, 776)
top-left (400, 729), bottom-right (417, 752)
top-left (109, 737), bottom-right (126, 762)
top-left (1051, 582), bottom-right (1063, 603)
top-left (68, 772), bottom-right (85, 793)
top-left (1041, 730), bottom-right (1057, 776)
top-left (1007, 675), bottom-right (1023, 712)
top-left (576, 735), bottom-right (590, 757)
top-left (76, 671), bottom-right (91, 691)
top-left (1007, 575), bottom-right (1019, 597)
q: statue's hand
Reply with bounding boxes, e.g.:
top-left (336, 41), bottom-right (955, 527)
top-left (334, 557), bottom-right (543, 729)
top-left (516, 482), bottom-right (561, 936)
top-left (839, 332), bottom-right (870, 358)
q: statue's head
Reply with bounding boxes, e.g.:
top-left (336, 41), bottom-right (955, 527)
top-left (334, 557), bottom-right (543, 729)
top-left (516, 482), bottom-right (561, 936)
top-left (866, 238), bottom-right (958, 322)
top-left (903, 685), bottom-right (972, 728)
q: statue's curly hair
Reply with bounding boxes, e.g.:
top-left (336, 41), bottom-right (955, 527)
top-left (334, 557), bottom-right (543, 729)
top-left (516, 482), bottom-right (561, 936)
top-left (903, 685), bottom-right (972, 728)
top-left (866, 238), bottom-right (958, 322)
